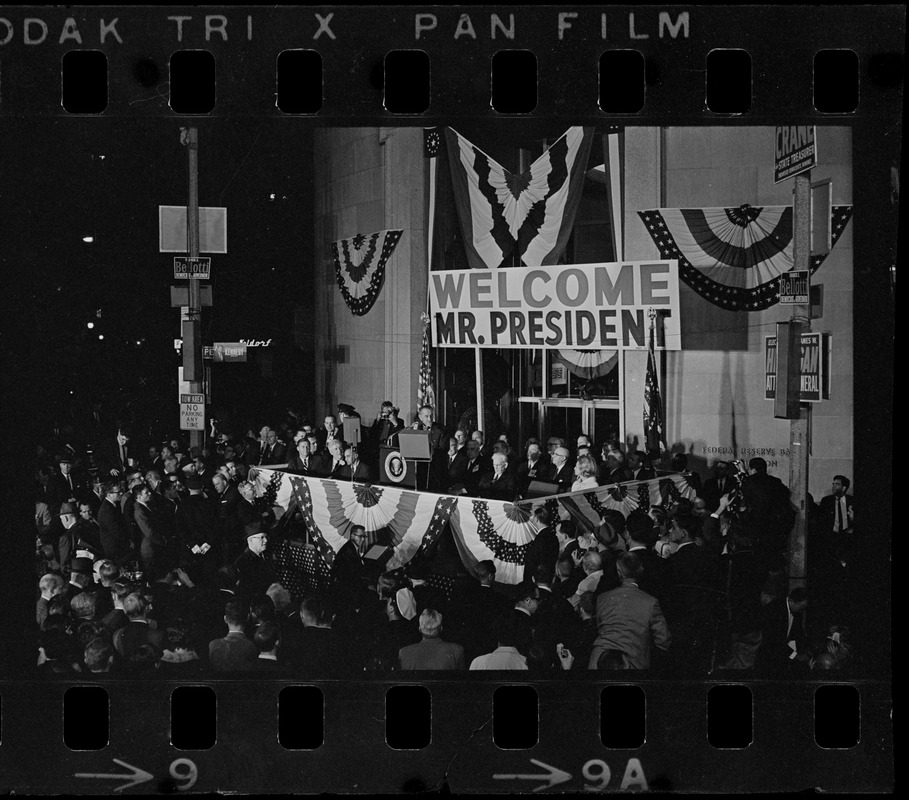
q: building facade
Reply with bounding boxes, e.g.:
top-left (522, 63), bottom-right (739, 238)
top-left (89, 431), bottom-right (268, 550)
top-left (308, 125), bottom-right (852, 498)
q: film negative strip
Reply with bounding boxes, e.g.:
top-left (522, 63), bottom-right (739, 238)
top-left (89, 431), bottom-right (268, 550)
top-left (0, 3), bottom-right (897, 795)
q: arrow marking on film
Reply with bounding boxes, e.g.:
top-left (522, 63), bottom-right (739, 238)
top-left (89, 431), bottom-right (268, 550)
top-left (493, 758), bottom-right (572, 792)
top-left (75, 758), bottom-right (154, 792)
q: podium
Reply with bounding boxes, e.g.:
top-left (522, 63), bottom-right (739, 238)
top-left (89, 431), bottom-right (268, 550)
top-left (379, 446), bottom-right (416, 488)
top-left (397, 428), bottom-right (434, 460)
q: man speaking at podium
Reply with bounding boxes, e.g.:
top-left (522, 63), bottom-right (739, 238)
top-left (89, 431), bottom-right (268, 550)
top-left (410, 405), bottom-right (448, 493)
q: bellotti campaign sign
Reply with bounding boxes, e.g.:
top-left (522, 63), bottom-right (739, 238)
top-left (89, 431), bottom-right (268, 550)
top-left (429, 261), bottom-right (681, 350)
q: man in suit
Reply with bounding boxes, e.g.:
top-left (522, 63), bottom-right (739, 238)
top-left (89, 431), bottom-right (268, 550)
top-left (398, 609), bottom-right (465, 670)
top-left (523, 507), bottom-right (560, 582)
top-left (371, 401), bottom-right (405, 447)
top-left (755, 588), bottom-right (809, 676)
top-left (48, 455), bottom-right (82, 511)
top-left (286, 438), bottom-right (315, 475)
top-left (332, 525), bottom-right (367, 597)
top-left (600, 448), bottom-right (631, 484)
top-left (701, 461), bottom-right (733, 511)
top-left (478, 453), bottom-right (519, 502)
top-left (259, 429), bottom-right (287, 466)
top-left (97, 429), bottom-right (134, 479)
top-left (114, 592), bottom-right (167, 659)
top-left (515, 441), bottom-right (551, 494)
top-left (411, 405), bottom-right (448, 492)
top-left (281, 596), bottom-right (351, 677)
top-left (325, 439), bottom-right (348, 478)
top-left (96, 482), bottom-right (132, 562)
top-left (547, 447), bottom-right (574, 494)
top-left (446, 436), bottom-right (469, 489)
top-left (133, 483), bottom-right (169, 578)
top-left (318, 415), bottom-right (344, 451)
top-left (665, 513), bottom-right (723, 674)
top-left (817, 475), bottom-right (854, 537)
top-left (532, 562), bottom-right (582, 670)
top-left (208, 598), bottom-right (258, 672)
top-left (452, 440), bottom-right (489, 496)
top-left (511, 581), bottom-right (541, 657)
top-left (233, 527), bottom-right (278, 601)
top-left (627, 450), bottom-right (656, 482)
top-left (253, 621), bottom-right (286, 672)
top-left (453, 560), bottom-right (513, 663)
top-left (211, 472), bottom-right (242, 562)
top-left (741, 457), bottom-right (794, 557)
top-left (337, 447), bottom-right (373, 482)
top-left (588, 552), bottom-right (672, 670)
top-left (623, 511), bottom-right (667, 604)
top-left (174, 474), bottom-right (222, 580)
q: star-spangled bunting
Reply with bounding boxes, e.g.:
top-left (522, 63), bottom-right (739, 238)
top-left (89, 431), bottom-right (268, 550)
top-left (256, 469), bottom-right (697, 585)
top-left (638, 205), bottom-right (853, 311)
top-left (290, 476), bottom-right (336, 569)
top-left (423, 126), bottom-right (442, 158)
top-left (412, 495), bottom-right (458, 559)
top-left (331, 229), bottom-right (403, 316)
top-left (470, 499), bottom-right (532, 564)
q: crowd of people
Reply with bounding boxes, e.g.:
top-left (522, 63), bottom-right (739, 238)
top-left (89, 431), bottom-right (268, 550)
top-left (35, 401), bottom-right (859, 677)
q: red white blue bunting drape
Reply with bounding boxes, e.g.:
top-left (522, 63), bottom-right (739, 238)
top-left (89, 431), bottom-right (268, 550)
top-left (254, 469), bottom-right (697, 585)
top-left (444, 126), bottom-right (594, 269)
top-left (638, 204), bottom-right (853, 311)
top-left (331, 229), bottom-right (403, 316)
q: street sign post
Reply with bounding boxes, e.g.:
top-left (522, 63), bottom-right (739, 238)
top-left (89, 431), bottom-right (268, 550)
top-left (179, 393), bottom-right (205, 431)
top-left (203, 343), bottom-right (248, 363)
top-left (174, 256), bottom-right (211, 279)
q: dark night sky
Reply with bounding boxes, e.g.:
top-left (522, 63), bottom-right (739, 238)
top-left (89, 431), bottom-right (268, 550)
top-left (3, 116), bottom-right (314, 433)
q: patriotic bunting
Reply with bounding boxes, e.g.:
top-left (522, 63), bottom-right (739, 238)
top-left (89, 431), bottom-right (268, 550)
top-left (638, 204), bottom-right (853, 311)
top-left (331, 229), bottom-right (403, 316)
top-left (254, 469), bottom-right (697, 585)
top-left (445, 126), bottom-right (593, 269)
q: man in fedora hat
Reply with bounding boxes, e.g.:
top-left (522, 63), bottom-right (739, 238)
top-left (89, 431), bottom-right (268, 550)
top-left (50, 502), bottom-right (81, 572)
top-left (49, 454), bottom-right (82, 509)
top-left (233, 525), bottom-right (278, 601)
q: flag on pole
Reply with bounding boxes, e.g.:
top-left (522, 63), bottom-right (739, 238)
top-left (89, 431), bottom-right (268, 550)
top-left (643, 314), bottom-right (666, 457)
top-left (418, 312), bottom-right (436, 410)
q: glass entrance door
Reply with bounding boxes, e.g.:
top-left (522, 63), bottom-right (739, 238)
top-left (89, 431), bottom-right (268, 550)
top-left (542, 402), bottom-right (584, 446)
top-left (539, 400), bottom-right (622, 448)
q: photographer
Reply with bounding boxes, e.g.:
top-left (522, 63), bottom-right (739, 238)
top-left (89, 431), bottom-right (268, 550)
top-left (371, 401), bottom-right (404, 447)
top-left (739, 457), bottom-right (796, 560)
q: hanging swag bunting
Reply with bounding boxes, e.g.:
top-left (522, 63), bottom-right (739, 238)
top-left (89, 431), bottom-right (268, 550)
top-left (444, 126), bottom-right (594, 269)
top-left (638, 204), bottom-right (853, 311)
top-left (330, 229), bottom-right (403, 316)
top-left (254, 469), bottom-right (696, 585)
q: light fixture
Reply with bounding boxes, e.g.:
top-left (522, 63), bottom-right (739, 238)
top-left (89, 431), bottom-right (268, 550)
top-left (82, 235), bottom-right (94, 243)
top-left (87, 322), bottom-right (95, 329)
top-left (98, 334), bottom-right (104, 340)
